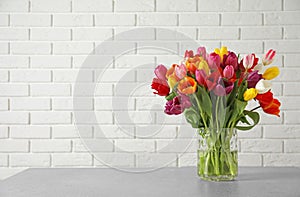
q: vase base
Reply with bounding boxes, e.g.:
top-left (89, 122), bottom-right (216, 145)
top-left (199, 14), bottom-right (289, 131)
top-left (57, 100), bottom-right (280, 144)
top-left (198, 174), bottom-right (236, 182)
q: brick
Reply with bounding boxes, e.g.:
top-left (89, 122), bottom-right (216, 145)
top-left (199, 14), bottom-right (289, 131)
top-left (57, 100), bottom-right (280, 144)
top-left (0, 75), bottom-right (6, 86)
top-left (278, 69), bottom-right (300, 81)
top-left (10, 14), bottom-right (51, 27)
top-left (115, 27), bottom-right (155, 40)
top-left (0, 140), bottom-right (28, 152)
top-left (259, 112), bottom-right (283, 125)
top-left (52, 125), bottom-right (93, 139)
top-left (0, 43), bottom-right (8, 54)
top-left (284, 83), bottom-right (300, 95)
top-left (177, 125), bottom-right (197, 139)
top-left (284, 0), bottom-right (300, 10)
top-left (222, 41), bottom-right (263, 53)
top-left (115, 55), bottom-right (155, 68)
top-left (179, 13), bottom-right (219, 26)
top-left (73, 0), bottom-right (112, 12)
top-left (239, 153), bottom-right (262, 166)
top-left (156, 139), bottom-right (197, 153)
top-left (96, 69), bottom-right (135, 82)
top-left (52, 153), bottom-right (92, 166)
top-left (264, 154), bottom-right (300, 166)
top-left (156, 28), bottom-right (197, 40)
top-left (31, 139), bottom-right (71, 152)
top-left (241, 139), bottom-right (282, 153)
top-left (199, 27), bottom-right (239, 40)
top-left (0, 84), bottom-right (28, 96)
top-left (53, 14), bottom-right (92, 27)
top-left (284, 54), bottom-right (300, 67)
top-left (135, 97), bottom-right (166, 110)
top-left (156, 111), bottom-right (186, 124)
top-left (11, 98), bottom-right (50, 111)
top-left (264, 125), bottom-right (300, 138)
top-left (137, 13), bottom-right (177, 26)
top-left (285, 140), bottom-right (300, 153)
top-left (10, 70), bottom-right (51, 82)
top-left (0, 98), bottom-right (8, 111)
top-left (94, 97), bottom-right (134, 111)
top-left (94, 125), bottom-right (134, 139)
top-left (241, 27), bottom-right (282, 40)
top-left (0, 0), bottom-right (29, 12)
top-left (265, 41), bottom-right (300, 53)
top-left (115, 0), bottom-right (154, 12)
top-left (0, 154), bottom-right (8, 166)
top-left (75, 83), bottom-right (113, 96)
top-left (10, 126), bottom-right (50, 138)
top-left (136, 153), bottom-right (177, 167)
top-left (115, 139), bottom-right (155, 152)
top-left (285, 111), bottom-right (300, 124)
top-left (265, 12), bottom-right (300, 25)
top-left (31, 28), bottom-right (71, 41)
top-left (241, 0), bottom-right (282, 11)
top-left (10, 154), bottom-right (50, 167)
top-left (0, 112), bottom-right (28, 124)
top-left (0, 15), bottom-right (8, 26)
top-left (114, 111), bottom-right (154, 124)
top-left (0, 56), bottom-right (28, 68)
top-left (53, 70), bottom-right (93, 82)
top-left (0, 28), bottom-right (28, 41)
top-left (199, 0), bottom-right (239, 11)
top-left (238, 126), bottom-right (262, 139)
top-left (135, 125), bottom-right (177, 139)
top-left (94, 42), bottom-right (136, 55)
top-left (73, 139), bottom-right (114, 152)
top-left (178, 153), bottom-right (196, 166)
top-left (0, 127), bottom-right (8, 138)
top-left (95, 13), bottom-right (135, 26)
top-left (73, 28), bottom-right (113, 41)
top-left (76, 111), bottom-right (113, 124)
top-left (53, 42), bottom-right (93, 54)
top-left (11, 42), bottom-right (51, 55)
top-left (30, 84), bottom-right (71, 96)
top-left (222, 13), bottom-right (263, 26)
top-left (279, 96), bottom-right (300, 110)
top-left (52, 97), bottom-right (93, 110)
top-left (31, 0), bottom-right (71, 12)
top-left (31, 112), bottom-right (71, 124)
top-left (94, 153), bottom-right (134, 167)
top-left (284, 26), bottom-right (300, 39)
top-left (30, 56), bottom-right (71, 68)
top-left (157, 0), bottom-right (196, 11)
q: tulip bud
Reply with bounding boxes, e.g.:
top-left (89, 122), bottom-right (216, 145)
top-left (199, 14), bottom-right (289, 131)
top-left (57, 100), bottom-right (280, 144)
top-left (197, 47), bottom-right (207, 59)
top-left (255, 79), bottom-right (272, 94)
top-left (184, 50), bottom-right (194, 58)
top-left (243, 88), bottom-right (258, 101)
top-left (154, 64), bottom-right (167, 80)
top-left (223, 65), bottom-right (234, 79)
top-left (263, 49), bottom-right (276, 66)
top-left (243, 54), bottom-right (254, 69)
top-left (262, 66), bottom-right (280, 80)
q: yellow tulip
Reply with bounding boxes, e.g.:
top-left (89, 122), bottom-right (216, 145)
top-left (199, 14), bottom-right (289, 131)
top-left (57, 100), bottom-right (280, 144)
top-left (243, 88), bottom-right (258, 101)
top-left (167, 75), bottom-right (178, 89)
top-left (262, 66), bottom-right (280, 80)
top-left (214, 46), bottom-right (228, 61)
top-left (198, 60), bottom-right (210, 75)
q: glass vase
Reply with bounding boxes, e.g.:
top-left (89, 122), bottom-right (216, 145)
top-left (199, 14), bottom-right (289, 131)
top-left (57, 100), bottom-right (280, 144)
top-left (197, 128), bottom-right (238, 181)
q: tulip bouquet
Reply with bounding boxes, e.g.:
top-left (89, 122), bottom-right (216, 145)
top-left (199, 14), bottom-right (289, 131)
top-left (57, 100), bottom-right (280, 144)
top-left (151, 46), bottom-right (281, 181)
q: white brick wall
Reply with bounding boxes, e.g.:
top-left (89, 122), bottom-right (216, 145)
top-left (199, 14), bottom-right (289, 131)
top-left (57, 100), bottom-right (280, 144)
top-left (0, 0), bottom-right (299, 177)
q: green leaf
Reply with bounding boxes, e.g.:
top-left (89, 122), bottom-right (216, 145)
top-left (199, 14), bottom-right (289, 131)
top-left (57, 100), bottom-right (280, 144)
top-left (236, 110), bottom-right (260, 131)
top-left (184, 107), bottom-right (202, 128)
top-left (194, 85), bottom-right (212, 117)
top-left (165, 91), bottom-right (176, 101)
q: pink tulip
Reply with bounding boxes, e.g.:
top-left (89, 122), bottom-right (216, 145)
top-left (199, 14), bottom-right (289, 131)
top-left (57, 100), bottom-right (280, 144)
top-left (223, 52), bottom-right (238, 70)
top-left (207, 52), bottom-right (221, 69)
top-left (175, 64), bottom-right (187, 79)
top-left (195, 69), bottom-right (207, 87)
top-left (262, 49), bottom-right (276, 65)
top-left (223, 65), bottom-right (234, 79)
top-left (184, 50), bottom-right (194, 58)
top-left (243, 54), bottom-right (254, 69)
top-left (197, 47), bottom-right (207, 59)
top-left (154, 64), bottom-right (168, 80)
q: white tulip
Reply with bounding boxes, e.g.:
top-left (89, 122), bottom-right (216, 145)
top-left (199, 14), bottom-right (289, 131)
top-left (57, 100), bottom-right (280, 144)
top-left (255, 79), bottom-right (272, 94)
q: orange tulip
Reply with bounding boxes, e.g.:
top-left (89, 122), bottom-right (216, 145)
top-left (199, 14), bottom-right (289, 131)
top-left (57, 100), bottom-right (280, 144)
top-left (177, 76), bottom-right (197, 94)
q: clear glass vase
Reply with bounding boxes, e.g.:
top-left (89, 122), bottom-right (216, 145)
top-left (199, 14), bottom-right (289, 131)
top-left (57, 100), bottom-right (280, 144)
top-left (197, 128), bottom-right (238, 181)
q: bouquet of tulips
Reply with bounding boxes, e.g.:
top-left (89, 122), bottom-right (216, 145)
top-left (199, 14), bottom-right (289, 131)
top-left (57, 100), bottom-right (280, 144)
top-left (151, 46), bottom-right (281, 180)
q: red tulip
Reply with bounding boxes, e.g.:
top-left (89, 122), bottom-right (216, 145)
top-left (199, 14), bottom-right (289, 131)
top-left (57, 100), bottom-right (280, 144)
top-left (151, 78), bottom-right (170, 96)
top-left (255, 91), bottom-right (281, 117)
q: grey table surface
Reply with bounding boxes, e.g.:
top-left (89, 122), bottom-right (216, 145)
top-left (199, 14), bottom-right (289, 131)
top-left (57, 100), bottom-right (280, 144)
top-left (0, 167), bottom-right (300, 197)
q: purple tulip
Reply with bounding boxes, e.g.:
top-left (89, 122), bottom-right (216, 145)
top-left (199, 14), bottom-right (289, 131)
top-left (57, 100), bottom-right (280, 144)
top-left (247, 70), bottom-right (262, 88)
top-left (223, 65), bottom-right (234, 79)
top-left (164, 95), bottom-right (191, 115)
top-left (154, 64), bottom-right (168, 81)
top-left (224, 81), bottom-right (234, 94)
top-left (223, 52), bottom-right (238, 70)
top-left (213, 84), bottom-right (226, 96)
